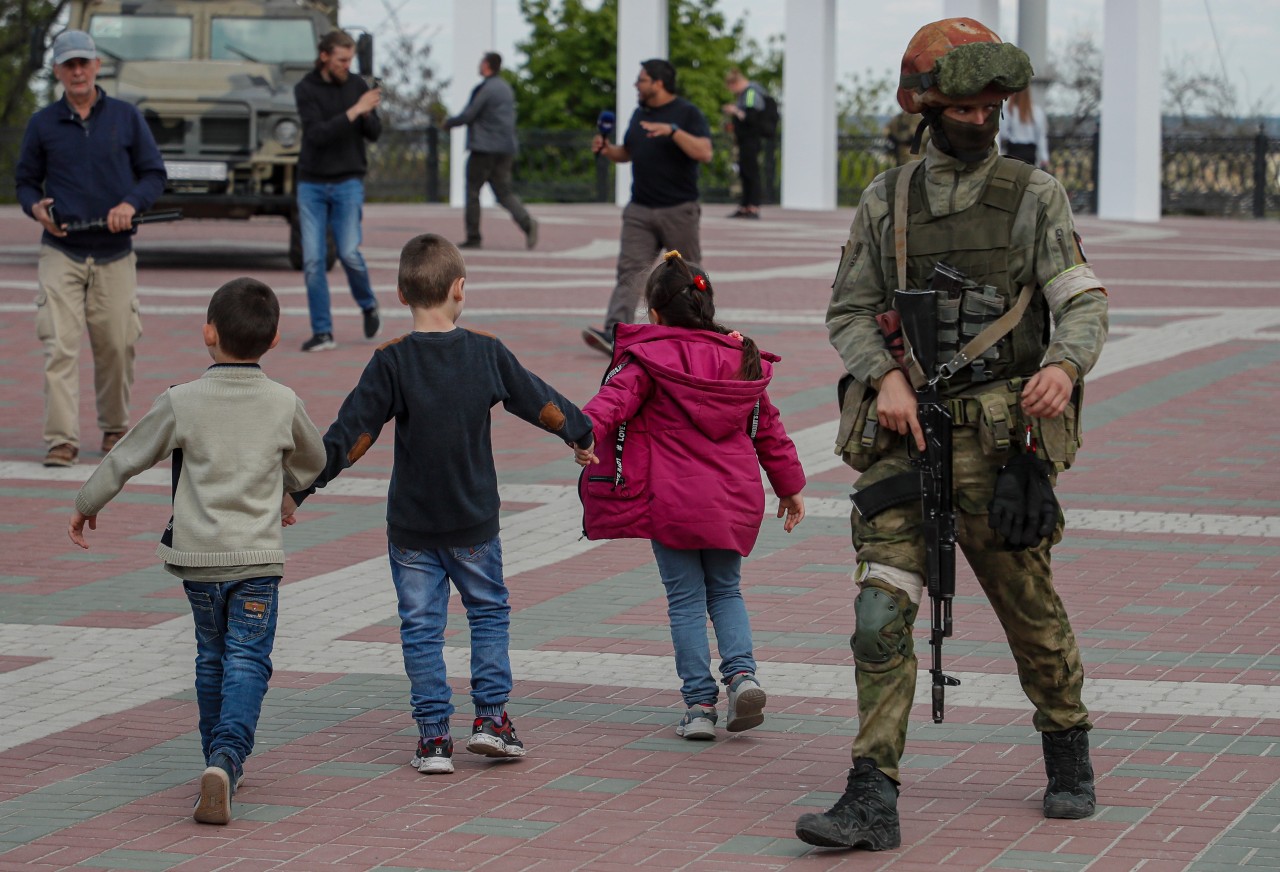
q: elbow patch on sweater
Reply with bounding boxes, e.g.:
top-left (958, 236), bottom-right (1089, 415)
top-left (539, 402), bottom-right (566, 432)
top-left (348, 433), bottom-right (373, 463)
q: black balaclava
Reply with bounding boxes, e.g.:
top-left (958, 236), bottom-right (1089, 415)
top-left (924, 106), bottom-right (1000, 164)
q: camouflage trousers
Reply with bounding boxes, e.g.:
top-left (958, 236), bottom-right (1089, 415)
top-left (849, 426), bottom-right (1090, 782)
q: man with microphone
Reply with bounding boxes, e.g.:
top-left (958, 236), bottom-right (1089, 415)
top-left (582, 59), bottom-right (712, 356)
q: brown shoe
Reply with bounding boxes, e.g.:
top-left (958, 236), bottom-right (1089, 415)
top-left (101, 430), bottom-right (126, 453)
top-left (43, 443), bottom-right (78, 467)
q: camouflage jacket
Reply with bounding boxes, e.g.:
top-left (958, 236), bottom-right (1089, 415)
top-left (827, 143), bottom-right (1108, 393)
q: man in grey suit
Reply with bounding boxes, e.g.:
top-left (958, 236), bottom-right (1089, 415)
top-left (444, 52), bottom-right (537, 250)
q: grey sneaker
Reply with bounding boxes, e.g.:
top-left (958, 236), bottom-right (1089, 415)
top-left (675, 704), bottom-right (717, 740)
top-left (525, 217), bottom-right (539, 250)
top-left (724, 673), bottom-right (767, 733)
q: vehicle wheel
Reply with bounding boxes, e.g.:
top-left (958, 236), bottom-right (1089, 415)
top-left (287, 213), bottom-right (338, 271)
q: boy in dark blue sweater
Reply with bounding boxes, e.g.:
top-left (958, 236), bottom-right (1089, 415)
top-left (290, 234), bottom-right (595, 774)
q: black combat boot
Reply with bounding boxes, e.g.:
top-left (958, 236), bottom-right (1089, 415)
top-left (1042, 727), bottom-right (1097, 819)
top-left (795, 757), bottom-right (901, 849)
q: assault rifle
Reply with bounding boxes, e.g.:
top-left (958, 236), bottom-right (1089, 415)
top-left (897, 270), bottom-right (961, 724)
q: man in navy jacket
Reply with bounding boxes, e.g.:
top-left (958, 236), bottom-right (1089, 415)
top-left (15, 29), bottom-right (166, 467)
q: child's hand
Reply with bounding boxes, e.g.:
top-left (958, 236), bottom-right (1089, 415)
top-left (281, 493), bottom-right (298, 527)
top-left (69, 510), bottom-right (96, 549)
top-left (777, 493), bottom-right (806, 533)
top-left (571, 442), bottom-right (600, 467)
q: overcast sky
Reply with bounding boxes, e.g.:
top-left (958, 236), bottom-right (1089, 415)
top-left (339, 1), bottom-right (1278, 116)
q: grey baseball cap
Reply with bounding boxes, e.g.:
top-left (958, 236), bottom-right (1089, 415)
top-left (52, 30), bottom-right (97, 65)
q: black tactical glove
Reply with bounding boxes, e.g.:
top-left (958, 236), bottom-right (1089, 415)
top-left (988, 452), bottom-right (1059, 550)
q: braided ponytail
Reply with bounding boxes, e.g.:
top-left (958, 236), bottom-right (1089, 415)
top-left (644, 251), bottom-right (763, 381)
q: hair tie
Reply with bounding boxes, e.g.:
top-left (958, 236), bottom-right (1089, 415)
top-left (692, 274), bottom-right (708, 292)
top-left (728, 330), bottom-right (743, 342)
top-left (663, 250), bottom-right (682, 262)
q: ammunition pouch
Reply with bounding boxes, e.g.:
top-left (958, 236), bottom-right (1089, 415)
top-left (836, 374), bottom-right (901, 472)
top-left (955, 378), bottom-right (1084, 471)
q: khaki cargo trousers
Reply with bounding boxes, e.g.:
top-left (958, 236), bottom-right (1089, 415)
top-left (35, 246), bottom-right (141, 449)
top-left (848, 426), bottom-right (1091, 782)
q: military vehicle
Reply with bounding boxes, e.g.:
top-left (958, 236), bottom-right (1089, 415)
top-left (68, 0), bottom-right (373, 268)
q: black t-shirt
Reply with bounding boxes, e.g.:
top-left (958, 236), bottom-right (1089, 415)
top-left (623, 97), bottom-right (711, 207)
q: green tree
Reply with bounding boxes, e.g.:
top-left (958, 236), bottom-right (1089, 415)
top-left (511, 0), bottom-right (750, 131)
top-left (0, 0), bottom-right (69, 125)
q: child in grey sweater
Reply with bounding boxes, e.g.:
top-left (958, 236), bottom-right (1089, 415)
top-left (69, 277), bottom-right (325, 826)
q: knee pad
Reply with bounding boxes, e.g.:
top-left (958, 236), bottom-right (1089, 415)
top-left (850, 579), bottom-right (919, 670)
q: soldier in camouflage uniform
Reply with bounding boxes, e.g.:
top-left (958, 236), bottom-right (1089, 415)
top-left (795, 18), bottom-right (1109, 851)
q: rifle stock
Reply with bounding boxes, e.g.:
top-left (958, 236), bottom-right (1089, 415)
top-left (894, 287), bottom-right (961, 723)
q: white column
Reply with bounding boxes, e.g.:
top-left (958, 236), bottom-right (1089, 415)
top-left (943, 0), bottom-right (1000, 29)
top-left (781, 0), bottom-right (835, 210)
top-left (615, 0), bottom-right (668, 205)
top-left (1098, 0), bottom-right (1161, 221)
top-left (450, 0), bottom-right (495, 209)
top-left (1017, 0), bottom-right (1049, 101)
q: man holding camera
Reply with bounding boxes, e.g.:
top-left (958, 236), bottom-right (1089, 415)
top-left (294, 29), bottom-right (382, 352)
top-left (15, 29), bottom-right (166, 467)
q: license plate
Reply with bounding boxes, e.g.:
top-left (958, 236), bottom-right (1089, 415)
top-left (165, 161), bottom-right (228, 182)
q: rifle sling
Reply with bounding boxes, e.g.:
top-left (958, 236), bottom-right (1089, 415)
top-left (850, 471), bottom-right (922, 520)
top-left (893, 157), bottom-right (1034, 386)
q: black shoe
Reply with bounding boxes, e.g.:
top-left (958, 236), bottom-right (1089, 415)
top-left (412, 735), bottom-right (455, 774)
top-left (459, 239), bottom-right (482, 250)
top-left (581, 326), bottom-right (614, 356)
top-left (300, 332), bottom-right (336, 352)
top-left (1043, 727), bottom-right (1097, 819)
top-left (525, 217), bottom-right (539, 250)
top-left (795, 758), bottom-right (901, 850)
top-left (466, 712), bottom-right (527, 758)
top-left (362, 307), bottom-right (381, 340)
top-left (728, 208), bottom-right (760, 219)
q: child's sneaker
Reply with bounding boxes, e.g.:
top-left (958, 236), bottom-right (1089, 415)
top-left (675, 704), bottom-right (718, 740)
top-left (725, 672), bottom-right (767, 733)
top-left (193, 751), bottom-right (238, 825)
top-left (466, 712), bottom-right (527, 758)
top-left (412, 736), bottom-right (455, 774)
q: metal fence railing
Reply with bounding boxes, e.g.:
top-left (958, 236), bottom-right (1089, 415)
top-left (3, 124), bottom-right (1277, 219)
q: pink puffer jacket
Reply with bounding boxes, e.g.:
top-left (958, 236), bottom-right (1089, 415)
top-left (579, 323), bottom-right (806, 555)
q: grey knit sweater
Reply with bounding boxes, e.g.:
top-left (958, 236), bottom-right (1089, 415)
top-left (76, 365), bottom-right (326, 568)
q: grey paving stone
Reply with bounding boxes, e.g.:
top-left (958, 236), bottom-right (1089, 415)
top-left (991, 850), bottom-right (1093, 871)
top-left (714, 834), bottom-right (810, 857)
top-left (453, 817), bottom-right (556, 837)
top-left (76, 849), bottom-right (195, 871)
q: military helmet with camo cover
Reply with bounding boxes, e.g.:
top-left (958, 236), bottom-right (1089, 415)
top-left (897, 17), bottom-right (1033, 113)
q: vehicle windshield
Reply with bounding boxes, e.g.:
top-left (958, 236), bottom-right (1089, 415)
top-left (88, 15), bottom-right (192, 61)
top-left (211, 18), bottom-right (316, 64)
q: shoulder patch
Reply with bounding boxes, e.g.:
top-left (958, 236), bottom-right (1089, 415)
top-left (376, 334), bottom-right (409, 352)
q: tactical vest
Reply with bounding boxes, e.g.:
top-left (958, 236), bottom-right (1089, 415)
top-left (884, 157), bottom-right (1049, 396)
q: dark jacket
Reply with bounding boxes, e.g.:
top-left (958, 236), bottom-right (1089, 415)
top-left (296, 328), bottom-right (594, 549)
top-left (295, 70), bottom-right (382, 182)
top-left (446, 75), bottom-right (519, 154)
top-left (15, 87), bottom-right (166, 261)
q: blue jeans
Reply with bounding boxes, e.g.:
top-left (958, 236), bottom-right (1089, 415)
top-left (183, 577), bottom-right (280, 773)
top-left (651, 542), bottom-right (756, 707)
top-left (388, 537), bottom-right (512, 737)
top-left (297, 178), bottom-right (379, 335)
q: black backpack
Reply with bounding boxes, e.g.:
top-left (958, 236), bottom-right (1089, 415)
top-left (757, 93), bottom-right (780, 139)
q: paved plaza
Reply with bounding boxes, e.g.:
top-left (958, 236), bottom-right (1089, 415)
top-left (0, 201), bottom-right (1278, 871)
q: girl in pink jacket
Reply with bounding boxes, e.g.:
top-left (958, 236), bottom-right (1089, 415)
top-left (576, 251), bottom-right (807, 740)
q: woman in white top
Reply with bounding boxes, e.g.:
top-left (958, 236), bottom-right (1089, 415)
top-left (1001, 88), bottom-right (1050, 169)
